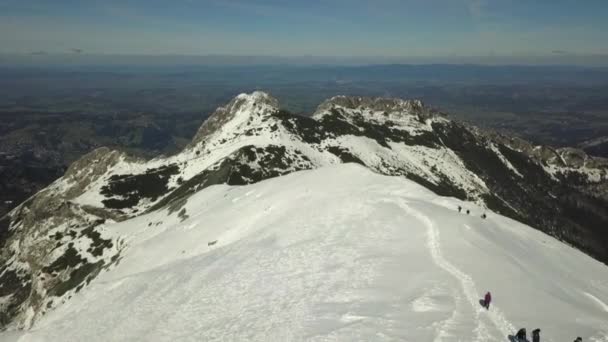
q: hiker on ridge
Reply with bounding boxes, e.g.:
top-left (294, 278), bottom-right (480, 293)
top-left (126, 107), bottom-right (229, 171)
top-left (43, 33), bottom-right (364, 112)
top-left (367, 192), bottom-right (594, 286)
top-left (515, 328), bottom-right (527, 342)
top-left (483, 291), bottom-right (491, 310)
top-left (532, 328), bottom-right (541, 342)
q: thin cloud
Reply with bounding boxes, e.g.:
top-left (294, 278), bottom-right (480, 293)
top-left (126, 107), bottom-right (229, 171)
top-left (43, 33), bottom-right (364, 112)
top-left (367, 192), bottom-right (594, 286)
top-left (467, 0), bottom-right (486, 19)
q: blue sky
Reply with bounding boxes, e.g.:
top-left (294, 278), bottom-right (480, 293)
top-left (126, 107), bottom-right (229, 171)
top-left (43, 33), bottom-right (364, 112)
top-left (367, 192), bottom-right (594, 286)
top-left (0, 0), bottom-right (607, 58)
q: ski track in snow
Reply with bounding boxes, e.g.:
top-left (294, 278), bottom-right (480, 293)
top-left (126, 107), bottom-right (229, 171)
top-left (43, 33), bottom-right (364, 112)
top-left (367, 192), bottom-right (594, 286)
top-left (396, 199), bottom-right (516, 341)
top-left (583, 292), bottom-right (608, 312)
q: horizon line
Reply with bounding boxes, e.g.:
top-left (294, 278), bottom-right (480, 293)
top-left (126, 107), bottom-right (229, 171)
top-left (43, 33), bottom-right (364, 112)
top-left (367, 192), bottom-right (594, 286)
top-left (2, 53), bottom-right (608, 68)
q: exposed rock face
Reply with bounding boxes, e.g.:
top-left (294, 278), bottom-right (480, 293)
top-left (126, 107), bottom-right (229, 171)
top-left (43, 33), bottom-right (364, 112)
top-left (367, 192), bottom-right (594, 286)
top-left (315, 95), bottom-right (426, 114)
top-left (488, 131), bottom-right (608, 200)
top-left (61, 148), bottom-right (131, 198)
top-left (580, 136), bottom-right (608, 158)
top-left (492, 132), bottom-right (608, 169)
top-left (0, 148), bottom-right (125, 328)
top-left (1, 91), bottom-right (607, 329)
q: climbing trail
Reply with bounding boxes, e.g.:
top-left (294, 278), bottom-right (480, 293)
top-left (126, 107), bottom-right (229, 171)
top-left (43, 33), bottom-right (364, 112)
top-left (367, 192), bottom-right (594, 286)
top-left (397, 199), bottom-right (516, 341)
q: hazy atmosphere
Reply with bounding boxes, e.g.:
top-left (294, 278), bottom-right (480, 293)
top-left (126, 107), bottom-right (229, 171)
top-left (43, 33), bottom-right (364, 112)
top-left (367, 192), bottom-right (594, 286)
top-left (1, 0), bottom-right (608, 65)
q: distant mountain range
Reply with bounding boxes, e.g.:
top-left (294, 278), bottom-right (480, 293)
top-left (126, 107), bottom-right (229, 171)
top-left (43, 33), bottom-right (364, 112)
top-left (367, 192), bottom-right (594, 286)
top-left (2, 53), bottom-right (608, 67)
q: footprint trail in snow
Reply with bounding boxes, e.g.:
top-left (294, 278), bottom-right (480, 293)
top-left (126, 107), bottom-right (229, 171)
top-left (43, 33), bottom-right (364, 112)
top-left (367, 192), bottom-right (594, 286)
top-left (397, 199), bottom-right (516, 341)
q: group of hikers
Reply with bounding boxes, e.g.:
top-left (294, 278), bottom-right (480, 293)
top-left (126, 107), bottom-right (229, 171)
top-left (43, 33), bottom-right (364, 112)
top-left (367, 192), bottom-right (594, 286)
top-left (456, 203), bottom-right (584, 341)
top-left (514, 328), bottom-right (581, 342)
top-left (514, 328), bottom-right (541, 342)
top-left (457, 205), bottom-right (487, 219)
top-left (483, 291), bottom-right (583, 342)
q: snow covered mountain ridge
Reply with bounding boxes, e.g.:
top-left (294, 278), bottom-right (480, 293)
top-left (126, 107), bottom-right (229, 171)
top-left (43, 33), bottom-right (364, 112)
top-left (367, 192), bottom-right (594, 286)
top-left (0, 91), bottom-right (607, 331)
top-left (3, 164), bottom-right (608, 341)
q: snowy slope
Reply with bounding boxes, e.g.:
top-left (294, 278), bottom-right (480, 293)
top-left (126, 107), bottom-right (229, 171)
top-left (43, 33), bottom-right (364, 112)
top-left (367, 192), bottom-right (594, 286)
top-left (1, 92), bottom-right (607, 331)
top-left (5, 164), bottom-right (608, 342)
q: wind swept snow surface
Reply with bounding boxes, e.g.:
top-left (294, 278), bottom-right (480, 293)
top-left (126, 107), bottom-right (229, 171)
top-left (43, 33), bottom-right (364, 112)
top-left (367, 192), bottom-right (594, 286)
top-left (6, 164), bottom-right (608, 342)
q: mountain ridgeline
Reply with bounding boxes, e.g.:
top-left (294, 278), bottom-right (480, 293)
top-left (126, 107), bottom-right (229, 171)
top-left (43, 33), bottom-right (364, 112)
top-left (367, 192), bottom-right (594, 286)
top-left (1, 91), bottom-right (607, 329)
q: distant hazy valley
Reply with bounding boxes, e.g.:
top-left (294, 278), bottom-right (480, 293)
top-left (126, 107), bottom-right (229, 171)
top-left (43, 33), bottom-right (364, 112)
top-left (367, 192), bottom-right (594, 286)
top-left (1, 64), bottom-right (608, 218)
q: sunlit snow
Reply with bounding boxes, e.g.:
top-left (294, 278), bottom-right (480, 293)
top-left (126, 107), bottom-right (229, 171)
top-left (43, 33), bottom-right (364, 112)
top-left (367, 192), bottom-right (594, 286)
top-left (5, 164), bottom-right (608, 342)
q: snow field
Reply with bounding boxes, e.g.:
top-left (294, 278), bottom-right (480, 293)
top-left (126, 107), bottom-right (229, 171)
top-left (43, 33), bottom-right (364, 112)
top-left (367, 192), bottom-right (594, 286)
top-left (6, 164), bottom-right (608, 342)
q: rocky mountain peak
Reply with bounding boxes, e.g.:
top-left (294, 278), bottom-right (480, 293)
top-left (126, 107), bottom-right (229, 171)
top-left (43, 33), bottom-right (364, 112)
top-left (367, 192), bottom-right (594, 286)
top-left (189, 91), bottom-right (280, 147)
top-left (313, 95), bottom-right (430, 121)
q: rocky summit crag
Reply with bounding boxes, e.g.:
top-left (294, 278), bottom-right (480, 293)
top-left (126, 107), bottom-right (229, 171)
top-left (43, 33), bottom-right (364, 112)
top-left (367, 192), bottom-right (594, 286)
top-left (1, 91), bottom-right (607, 329)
